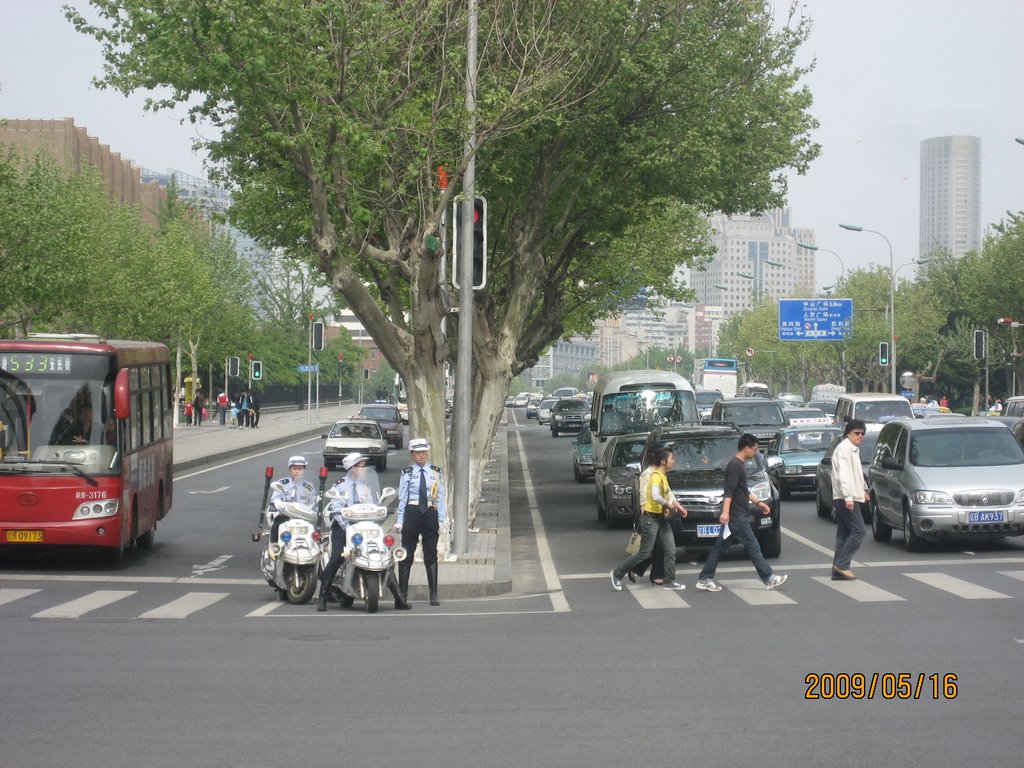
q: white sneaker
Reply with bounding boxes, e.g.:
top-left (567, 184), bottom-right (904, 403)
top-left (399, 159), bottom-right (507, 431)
top-left (695, 579), bottom-right (723, 592)
top-left (659, 581), bottom-right (686, 590)
top-left (765, 574), bottom-right (789, 590)
top-left (610, 570), bottom-right (623, 592)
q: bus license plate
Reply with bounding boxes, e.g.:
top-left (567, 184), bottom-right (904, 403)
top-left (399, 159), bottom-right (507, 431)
top-left (968, 511), bottom-right (1004, 523)
top-left (697, 524), bottom-right (721, 538)
top-left (5, 529), bottom-right (43, 543)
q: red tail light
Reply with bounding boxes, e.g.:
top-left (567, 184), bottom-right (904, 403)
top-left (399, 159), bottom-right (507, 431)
top-left (384, 534), bottom-right (395, 547)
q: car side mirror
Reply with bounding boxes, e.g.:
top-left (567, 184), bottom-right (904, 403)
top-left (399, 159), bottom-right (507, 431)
top-left (881, 455), bottom-right (902, 470)
top-left (766, 456), bottom-right (783, 470)
top-left (820, 457), bottom-right (831, 466)
top-left (626, 462), bottom-right (641, 473)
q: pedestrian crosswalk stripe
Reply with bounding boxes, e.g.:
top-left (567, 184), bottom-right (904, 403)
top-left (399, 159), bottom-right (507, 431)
top-left (138, 592), bottom-right (229, 619)
top-left (905, 573), bottom-right (1012, 600)
top-left (32, 590), bottom-right (136, 619)
top-left (811, 576), bottom-right (905, 602)
top-left (625, 583), bottom-right (689, 609)
top-left (247, 601), bottom-right (285, 617)
top-left (999, 570), bottom-right (1024, 583)
top-left (718, 578), bottom-right (796, 605)
top-left (0, 588), bottom-right (40, 606)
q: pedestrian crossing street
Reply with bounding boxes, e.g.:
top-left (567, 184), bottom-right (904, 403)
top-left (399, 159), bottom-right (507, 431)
top-left (2, 568), bottom-right (1022, 619)
top-left (570, 567), bottom-right (1024, 610)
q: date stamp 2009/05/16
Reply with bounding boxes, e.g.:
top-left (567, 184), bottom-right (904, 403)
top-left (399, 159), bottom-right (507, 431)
top-left (804, 673), bottom-right (958, 700)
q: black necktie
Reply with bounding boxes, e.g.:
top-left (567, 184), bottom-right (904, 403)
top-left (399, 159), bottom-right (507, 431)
top-left (418, 469), bottom-right (428, 509)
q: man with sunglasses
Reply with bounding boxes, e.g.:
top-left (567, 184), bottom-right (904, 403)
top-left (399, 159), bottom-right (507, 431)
top-left (831, 419), bottom-right (869, 580)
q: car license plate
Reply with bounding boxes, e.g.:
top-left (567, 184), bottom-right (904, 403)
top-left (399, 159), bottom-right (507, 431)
top-left (697, 524), bottom-right (721, 538)
top-left (968, 511), bottom-right (1004, 523)
top-left (5, 529), bottom-right (43, 543)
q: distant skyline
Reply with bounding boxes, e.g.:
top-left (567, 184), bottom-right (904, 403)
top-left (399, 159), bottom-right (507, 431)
top-left (2, 1), bottom-right (1022, 289)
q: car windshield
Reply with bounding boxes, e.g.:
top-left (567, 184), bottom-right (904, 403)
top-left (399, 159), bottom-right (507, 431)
top-left (600, 389), bottom-right (698, 436)
top-left (668, 436), bottom-right (737, 469)
top-left (778, 428), bottom-right (842, 453)
top-left (330, 422), bottom-right (381, 439)
top-left (807, 400), bottom-right (838, 416)
top-left (695, 392), bottom-right (722, 407)
top-left (721, 402), bottom-right (785, 426)
top-left (612, 439), bottom-right (647, 467)
top-left (540, 399), bottom-right (559, 409)
top-left (554, 399), bottom-right (588, 412)
top-left (857, 400), bottom-right (913, 422)
top-left (359, 407), bottom-right (397, 421)
top-left (909, 428), bottom-right (1024, 467)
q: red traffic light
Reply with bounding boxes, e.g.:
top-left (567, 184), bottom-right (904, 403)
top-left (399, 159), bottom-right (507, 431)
top-left (998, 317), bottom-right (1014, 325)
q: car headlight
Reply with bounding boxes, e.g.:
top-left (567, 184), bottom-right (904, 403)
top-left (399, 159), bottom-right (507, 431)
top-left (1016, 490), bottom-right (1024, 504)
top-left (750, 479), bottom-right (772, 500)
top-left (612, 484), bottom-right (632, 495)
top-left (782, 465), bottom-right (802, 475)
top-left (913, 490), bottom-right (954, 505)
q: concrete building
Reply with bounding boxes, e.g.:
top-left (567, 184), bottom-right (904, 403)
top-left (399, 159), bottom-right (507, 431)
top-left (521, 337), bottom-right (600, 390)
top-left (919, 135), bottom-right (982, 260)
top-left (0, 118), bottom-right (166, 225)
top-left (690, 209), bottom-right (815, 318)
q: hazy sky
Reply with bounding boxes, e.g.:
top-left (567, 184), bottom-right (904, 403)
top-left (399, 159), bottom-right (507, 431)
top-left (2, 1), bottom-right (1022, 289)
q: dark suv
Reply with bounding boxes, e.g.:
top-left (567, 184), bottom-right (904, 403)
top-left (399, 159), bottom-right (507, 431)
top-left (709, 397), bottom-right (787, 451)
top-left (549, 398), bottom-right (589, 437)
top-left (632, 424), bottom-right (782, 557)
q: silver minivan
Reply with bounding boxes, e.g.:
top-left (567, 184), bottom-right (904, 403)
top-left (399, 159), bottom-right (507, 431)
top-left (868, 417), bottom-right (1024, 550)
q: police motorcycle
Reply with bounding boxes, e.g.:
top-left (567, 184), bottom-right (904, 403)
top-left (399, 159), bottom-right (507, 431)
top-left (253, 465), bottom-right (329, 604)
top-left (321, 468), bottom-right (406, 613)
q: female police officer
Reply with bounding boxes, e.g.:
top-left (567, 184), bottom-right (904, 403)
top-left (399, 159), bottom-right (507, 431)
top-left (395, 438), bottom-right (446, 606)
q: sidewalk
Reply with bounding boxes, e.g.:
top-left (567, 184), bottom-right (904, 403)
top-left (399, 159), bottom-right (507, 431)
top-left (172, 405), bottom-right (512, 600)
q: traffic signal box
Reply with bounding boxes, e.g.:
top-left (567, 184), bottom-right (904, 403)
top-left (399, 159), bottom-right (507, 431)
top-left (878, 342), bottom-right (890, 366)
top-left (452, 197), bottom-right (487, 290)
top-left (228, 356), bottom-right (240, 377)
top-left (312, 321), bottom-right (325, 351)
top-left (973, 330), bottom-right (986, 360)
top-left (251, 360), bottom-right (263, 381)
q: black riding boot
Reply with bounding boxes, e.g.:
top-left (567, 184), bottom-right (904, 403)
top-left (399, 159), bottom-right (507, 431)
top-left (426, 562), bottom-right (440, 606)
top-left (389, 574), bottom-right (411, 610)
top-left (316, 584), bottom-right (328, 612)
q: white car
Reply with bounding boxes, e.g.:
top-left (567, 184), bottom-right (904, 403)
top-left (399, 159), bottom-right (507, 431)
top-left (322, 418), bottom-right (389, 471)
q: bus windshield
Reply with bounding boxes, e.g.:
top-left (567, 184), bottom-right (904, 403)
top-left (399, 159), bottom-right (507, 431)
top-left (599, 389), bottom-right (697, 436)
top-left (0, 353), bottom-right (118, 473)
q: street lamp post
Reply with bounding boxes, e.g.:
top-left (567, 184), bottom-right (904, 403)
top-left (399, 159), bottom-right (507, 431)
top-left (840, 224), bottom-right (897, 393)
top-left (797, 242), bottom-right (846, 286)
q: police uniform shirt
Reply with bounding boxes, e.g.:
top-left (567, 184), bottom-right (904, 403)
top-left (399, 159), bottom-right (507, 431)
top-left (397, 464), bottom-right (446, 527)
top-left (270, 476), bottom-right (316, 512)
top-left (326, 478), bottom-right (373, 526)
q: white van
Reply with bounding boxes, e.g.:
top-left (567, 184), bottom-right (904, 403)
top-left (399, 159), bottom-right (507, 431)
top-left (811, 383), bottom-right (846, 402)
top-left (590, 370), bottom-right (699, 469)
top-left (834, 392), bottom-right (914, 425)
top-left (739, 382), bottom-right (772, 398)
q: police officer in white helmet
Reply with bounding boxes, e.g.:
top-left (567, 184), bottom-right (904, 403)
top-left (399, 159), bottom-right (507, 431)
top-left (268, 456), bottom-right (317, 542)
top-left (396, 438), bottom-right (446, 606)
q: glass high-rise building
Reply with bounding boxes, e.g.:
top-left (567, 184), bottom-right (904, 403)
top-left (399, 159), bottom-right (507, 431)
top-left (919, 136), bottom-right (981, 261)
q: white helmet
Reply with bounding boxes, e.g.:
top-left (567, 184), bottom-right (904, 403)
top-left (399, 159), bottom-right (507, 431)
top-left (342, 452), bottom-right (369, 471)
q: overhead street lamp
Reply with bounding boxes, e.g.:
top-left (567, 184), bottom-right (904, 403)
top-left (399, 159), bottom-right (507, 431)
top-left (1016, 137), bottom-right (1024, 146)
top-left (797, 242), bottom-right (846, 285)
top-left (840, 223), bottom-right (897, 394)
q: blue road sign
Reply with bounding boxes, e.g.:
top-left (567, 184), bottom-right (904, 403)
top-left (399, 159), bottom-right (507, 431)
top-left (297, 364), bottom-right (320, 373)
top-left (778, 299), bottom-right (853, 341)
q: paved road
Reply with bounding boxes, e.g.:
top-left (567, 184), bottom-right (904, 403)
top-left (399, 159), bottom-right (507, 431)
top-left (1, 410), bottom-right (1022, 767)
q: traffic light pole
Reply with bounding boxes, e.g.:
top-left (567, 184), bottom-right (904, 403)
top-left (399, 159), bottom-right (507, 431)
top-left (452, 0), bottom-right (478, 557)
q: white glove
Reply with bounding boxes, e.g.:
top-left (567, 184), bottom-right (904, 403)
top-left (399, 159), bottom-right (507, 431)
top-left (393, 524), bottom-right (403, 533)
top-left (272, 500), bottom-right (284, 512)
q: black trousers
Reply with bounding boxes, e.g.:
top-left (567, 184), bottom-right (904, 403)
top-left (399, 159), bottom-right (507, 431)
top-left (401, 506), bottom-right (439, 566)
top-left (320, 525), bottom-right (347, 588)
top-left (269, 513), bottom-right (290, 542)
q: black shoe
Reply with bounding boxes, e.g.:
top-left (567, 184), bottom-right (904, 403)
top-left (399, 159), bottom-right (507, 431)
top-left (316, 590), bottom-right (328, 612)
top-left (394, 597), bottom-right (412, 610)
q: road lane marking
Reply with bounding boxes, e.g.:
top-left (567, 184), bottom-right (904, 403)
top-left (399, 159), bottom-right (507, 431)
top-left (32, 590), bottom-right (136, 619)
top-left (717, 578), bottom-right (797, 605)
top-left (247, 601), bottom-right (285, 617)
top-left (999, 570), bottom-right (1024, 582)
top-left (812, 576), bottom-right (905, 602)
top-left (905, 572), bottom-right (1012, 599)
top-left (513, 426), bottom-right (570, 613)
top-left (0, 588), bottom-right (40, 606)
top-left (138, 592), bottom-right (229, 619)
top-left (625, 582), bottom-right (689, 609)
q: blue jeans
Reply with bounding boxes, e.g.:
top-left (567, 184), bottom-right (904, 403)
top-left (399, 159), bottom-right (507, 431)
top-left (699, 513), bottom-right (773, 583)
top-left (615, 514), bottom-right (676, 582)
top-left (833, 500), bottom-right (866, 569)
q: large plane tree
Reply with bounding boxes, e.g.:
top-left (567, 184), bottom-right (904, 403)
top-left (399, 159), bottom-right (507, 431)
top-left (70, 0), bottom-right (819, 522)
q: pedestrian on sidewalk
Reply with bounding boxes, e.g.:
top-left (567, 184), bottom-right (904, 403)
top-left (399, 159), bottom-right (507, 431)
top-left (610, 446), bottom-right (688, 591)
top-left (217, 390), bottom-right (229, 425)
top-left (192, 391), bottom-right (204, 427)
top-left (395, 438), bottom-right (446, 606)
top-left (695, 433), bottom-right (788, 593)
top-left (830, 419), bottom-right (868, 581)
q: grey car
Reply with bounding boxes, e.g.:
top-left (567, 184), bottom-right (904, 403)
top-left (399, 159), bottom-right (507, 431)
top-left (595, 433), bottom-right (647, 528)
top-left (868, 417), bottom-right (1024, 551)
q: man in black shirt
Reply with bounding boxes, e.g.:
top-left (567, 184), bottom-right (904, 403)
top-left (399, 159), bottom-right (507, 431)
top-left (696, 433), bottom-right (788, 592)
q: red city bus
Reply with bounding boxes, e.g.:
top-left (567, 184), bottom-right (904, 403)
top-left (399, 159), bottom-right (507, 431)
top-left (0, 335), bottom-right (173, 561)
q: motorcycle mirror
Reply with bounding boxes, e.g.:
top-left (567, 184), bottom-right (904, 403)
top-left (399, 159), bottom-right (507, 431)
top-left (269, 481), bottom-right (286, 493)
top-left (323, 488), bottom-right (343, 501)
top-left (378, 487), bottom-right (398, 507)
